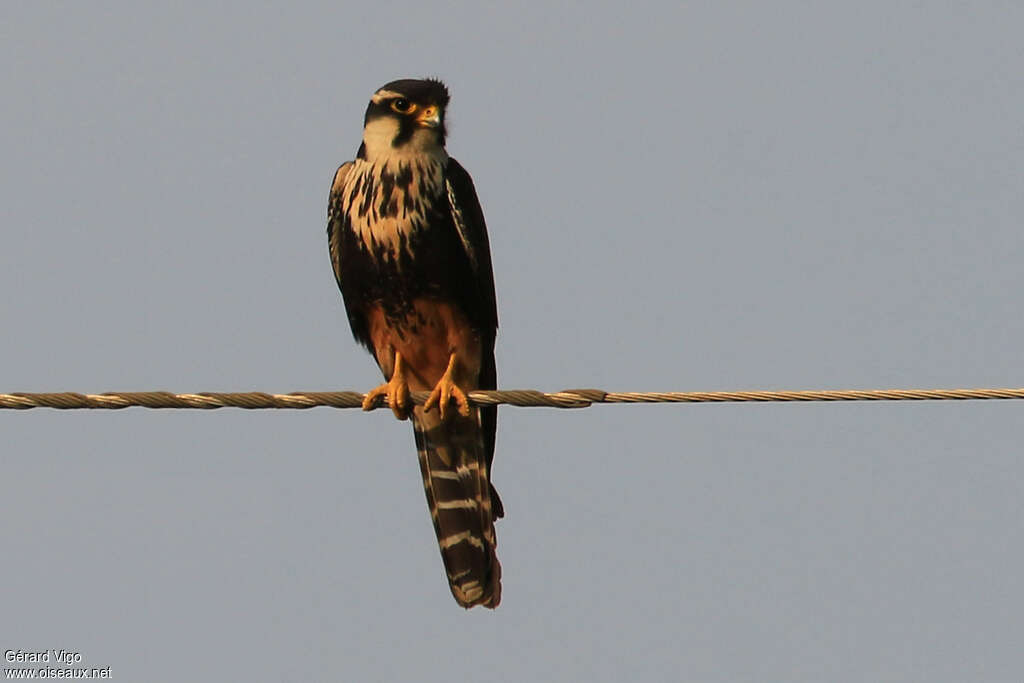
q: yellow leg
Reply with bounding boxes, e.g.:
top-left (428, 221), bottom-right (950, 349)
top-left (424, 352), bottom-right (471, 420)
top-left (363, 351), bottom-right (411, 420)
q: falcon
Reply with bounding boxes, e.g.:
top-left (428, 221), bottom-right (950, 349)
top-left (327, 79), bottom-right (503, 608)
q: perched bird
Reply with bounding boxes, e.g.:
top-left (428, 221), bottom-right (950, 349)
top-left (327, 79), bottom-right (503, 608)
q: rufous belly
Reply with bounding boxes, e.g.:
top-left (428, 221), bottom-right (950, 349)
top-left (366, 298), bottom-right (482, 392)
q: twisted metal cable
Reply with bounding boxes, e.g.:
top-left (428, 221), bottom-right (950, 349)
top-left (2, 387), bottom-right (1023, 411)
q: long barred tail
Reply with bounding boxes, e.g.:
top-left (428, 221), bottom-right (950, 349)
top-left (412, 405), bottom-right (501, 608)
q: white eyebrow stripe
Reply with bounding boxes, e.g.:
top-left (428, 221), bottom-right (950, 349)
top-left (371, 89), bottom-right (403, 104)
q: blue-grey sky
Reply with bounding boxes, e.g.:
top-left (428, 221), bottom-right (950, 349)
top-left (2, 3), bottom-right (1023, 681)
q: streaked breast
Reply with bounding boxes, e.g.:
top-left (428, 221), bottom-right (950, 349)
top-left (342, 154), bottom-right (447, 261)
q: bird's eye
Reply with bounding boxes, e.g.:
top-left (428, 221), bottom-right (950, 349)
top-left (391, 98), bottom-right (415, 114)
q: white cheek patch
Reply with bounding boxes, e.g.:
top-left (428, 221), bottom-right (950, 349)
top-left (362, 116), bottom-right (442, 157)
top-left (361, 117), bottom-right (401, 158)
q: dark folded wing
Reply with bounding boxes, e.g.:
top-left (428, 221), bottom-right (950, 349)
top-left (327, 161), bottom-right (377, 348)
top-left (445, 157), bottom-right (498, 332)
top-left (444, 157), bottom-right (502, 518)
top-left (327, 161), bottom-right (354, 288)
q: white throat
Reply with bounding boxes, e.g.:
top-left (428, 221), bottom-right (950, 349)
top-left (361, 117), bottom-right (447, 163)
top-left (342, 122), bottom-right (449, 261)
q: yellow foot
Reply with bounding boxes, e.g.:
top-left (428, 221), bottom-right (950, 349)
top-left (424, 353), bottom-right (472, 420)
top-left (363, 352), bottom-right (411, 420)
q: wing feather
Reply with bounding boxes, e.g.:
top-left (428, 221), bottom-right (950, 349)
top-left (327, 161), bottom-right (377, 347)
top-left (444, 157), bottom-right (502, 519)
top-left (327, 161), bottom-right (354, 287)
top-left (445, 157), bottom-right (498, 331)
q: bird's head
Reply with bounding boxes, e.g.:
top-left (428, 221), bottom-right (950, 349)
top-left (359, 78), bottom-right (451, 160)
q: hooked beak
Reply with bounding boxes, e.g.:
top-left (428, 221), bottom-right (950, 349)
top-left (416, 105), bottom-right (440, 128)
